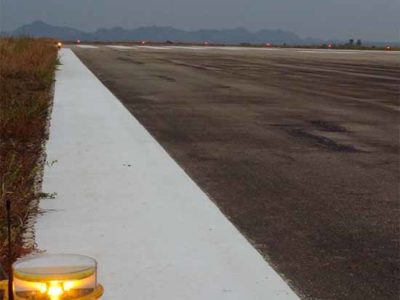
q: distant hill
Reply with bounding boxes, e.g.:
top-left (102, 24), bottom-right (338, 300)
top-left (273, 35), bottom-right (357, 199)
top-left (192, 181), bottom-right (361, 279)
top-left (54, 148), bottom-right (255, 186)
top-left (3, 21), bottom-right (398, 46)
top-left (5, 21), bottom-right (306, 44)
top-left (12, 21), bottom-right (88, 40)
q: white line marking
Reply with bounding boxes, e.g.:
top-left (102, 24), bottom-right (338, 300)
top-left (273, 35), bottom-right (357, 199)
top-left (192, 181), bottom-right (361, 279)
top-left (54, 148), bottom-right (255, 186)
top-left (36, 49), bottom-right (299, 299)
top-left (106, 45), bottom-right (134, 50)
top-left (134, 46), bottom-right (280, 51)
top-left (205, 46), bottom-right (280, 51)
top-left (245, 47), bottom-right (279, 51)
top-left (299, 50), bottom-right (362, 54)
top-left (77, 45), bottom-right (98, 49)
top-left (136, 46), bottom-right (174, 50)
top-left (167, 46), bottom-right (209, 50)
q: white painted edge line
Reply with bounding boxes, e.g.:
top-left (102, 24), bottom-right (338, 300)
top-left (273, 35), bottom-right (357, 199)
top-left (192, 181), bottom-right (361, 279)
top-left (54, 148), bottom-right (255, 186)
top-left (115, 45), bottom-right (206, 51)
top-left (136, 45), bottom-right (174, 50)
top-left (297, 49), bottom-right (399, 54)
top-left (205, 47), bottom-right (280, 51)
top-left (215, 47), bottom-right (280, 51)
top-left (105, 45), bottom-right (135, 50)
top-left (77, 45), bottom-right (98, 49)
top-left (166, 46), bottom-right (209, 50)
top-left (36, 49), bottom-right (299, 300)
top-left (255, 48), bottom-right (280, 51)
top-left (132, 46), bottom-right (280, 51)
top-left (298, 50), bottom-right (361, 54)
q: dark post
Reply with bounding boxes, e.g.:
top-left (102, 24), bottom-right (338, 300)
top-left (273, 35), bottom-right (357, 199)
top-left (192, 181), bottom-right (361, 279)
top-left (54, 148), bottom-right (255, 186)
top-left (6, 200), bottom-right (13, 300)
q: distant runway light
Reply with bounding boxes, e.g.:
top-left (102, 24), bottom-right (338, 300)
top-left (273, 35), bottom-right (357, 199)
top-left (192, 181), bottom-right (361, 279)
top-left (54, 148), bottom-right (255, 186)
top-left (328, 44), bottom-right (333, 48)
top-left (266, 43), bottom-right (272, 47)
top-left (386, 46), bottom-right (391, 51)
top-left (204, 41), bottom-right (209, 46)
top-left (76, 39), bottom-right (81, 44)
top-left (141, 41), bottom-right (146, 45)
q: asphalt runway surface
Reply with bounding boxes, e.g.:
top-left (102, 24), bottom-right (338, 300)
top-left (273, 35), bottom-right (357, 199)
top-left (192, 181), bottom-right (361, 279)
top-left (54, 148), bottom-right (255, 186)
top-left (72, 45), bottom-right (400, 299)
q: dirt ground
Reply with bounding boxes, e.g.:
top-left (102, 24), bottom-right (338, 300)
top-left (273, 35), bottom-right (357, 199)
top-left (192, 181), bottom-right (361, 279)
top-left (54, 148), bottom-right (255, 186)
top-left (72, 45), bottom-right (399, 299)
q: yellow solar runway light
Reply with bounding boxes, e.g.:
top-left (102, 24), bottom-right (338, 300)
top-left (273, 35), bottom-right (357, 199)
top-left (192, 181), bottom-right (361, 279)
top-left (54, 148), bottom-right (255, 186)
top-left (12, 254), bottom-right (103, 300)
top-left (57, 42), bottom-right (63, 49)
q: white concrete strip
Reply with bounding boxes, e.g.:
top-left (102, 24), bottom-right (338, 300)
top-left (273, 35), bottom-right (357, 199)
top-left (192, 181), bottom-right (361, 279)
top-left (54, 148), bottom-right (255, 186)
top-left (36, 49), bottom-right (298, 300)
top-left (77, 45), bottom-right (98, 49)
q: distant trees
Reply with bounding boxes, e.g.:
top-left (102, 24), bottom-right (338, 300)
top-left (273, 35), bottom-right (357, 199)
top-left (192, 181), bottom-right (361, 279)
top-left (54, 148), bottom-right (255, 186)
top-left (346, 39), bottom-right (363, 48)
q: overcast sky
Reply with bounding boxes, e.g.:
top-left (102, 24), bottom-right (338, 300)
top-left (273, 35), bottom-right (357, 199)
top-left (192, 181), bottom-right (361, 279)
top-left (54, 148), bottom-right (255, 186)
top-left (1, 0), bottom-right (399, 41)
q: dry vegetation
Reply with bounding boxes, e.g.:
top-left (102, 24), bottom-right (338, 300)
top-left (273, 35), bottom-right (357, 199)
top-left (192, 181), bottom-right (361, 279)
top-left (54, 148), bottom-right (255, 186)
top-left (0, 37), bottom-right (58, 273)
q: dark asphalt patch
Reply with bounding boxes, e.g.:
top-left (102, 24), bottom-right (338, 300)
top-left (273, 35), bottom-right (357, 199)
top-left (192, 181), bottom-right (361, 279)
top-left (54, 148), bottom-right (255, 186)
top-left (116, 56), bottom-right (145, 65)
top-left (288, 128), bottom-right (359, 152)
top-left (311, 120), bottom-right (348, 132)
top-left (153, 74), bottom-right (176, 82)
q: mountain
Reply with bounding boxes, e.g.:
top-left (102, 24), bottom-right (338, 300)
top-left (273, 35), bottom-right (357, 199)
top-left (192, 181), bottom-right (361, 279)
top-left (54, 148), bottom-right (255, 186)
top-left (6, 21), bottom-right (304, 44)
top-left (4, 21), bottom-right (398, 46)
top-left (11, 21), bottom-right (91, 41)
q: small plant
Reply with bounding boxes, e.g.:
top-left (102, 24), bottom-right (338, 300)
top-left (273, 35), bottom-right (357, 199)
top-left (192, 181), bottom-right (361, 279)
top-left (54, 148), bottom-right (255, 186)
top-left (38, 192), bottom-right (57, 200)
top-left (46, 159), bottom-right (58, 167)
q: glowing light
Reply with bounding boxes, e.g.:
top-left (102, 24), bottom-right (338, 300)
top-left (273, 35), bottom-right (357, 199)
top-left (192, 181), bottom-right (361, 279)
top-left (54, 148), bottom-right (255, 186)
top-left (48, 281), bottom-right (63, 299)
top-left (35, 282), bottom-right (47, 294)
top-left (19, 279), bottom-right (79, 299)
top-left (76, 39), bottom-right (81, 44)
top-left (266, 43), bottom-right (272, 47)
top-left (63, 281), bottom-right (75, 292)
top-left (328, 44), bottom-right (333, 48)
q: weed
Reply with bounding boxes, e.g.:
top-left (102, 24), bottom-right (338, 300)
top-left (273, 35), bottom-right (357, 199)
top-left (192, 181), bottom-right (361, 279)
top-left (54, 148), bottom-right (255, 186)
top-left (38, 192), bottom-right (57, 200)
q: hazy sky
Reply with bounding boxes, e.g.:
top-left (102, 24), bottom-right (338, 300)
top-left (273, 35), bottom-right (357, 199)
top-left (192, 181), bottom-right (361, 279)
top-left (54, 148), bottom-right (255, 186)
top-left (1, 0), bottom-right (399, 41)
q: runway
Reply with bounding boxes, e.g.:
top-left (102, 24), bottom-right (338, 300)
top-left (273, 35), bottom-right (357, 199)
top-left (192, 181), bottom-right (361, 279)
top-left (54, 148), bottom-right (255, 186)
top-left (72, 45), bottom-right (400, 299)
top-left (77, 44), bottom-right (398, 56)
top-left (37, 49), bottom-right (298, 299)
